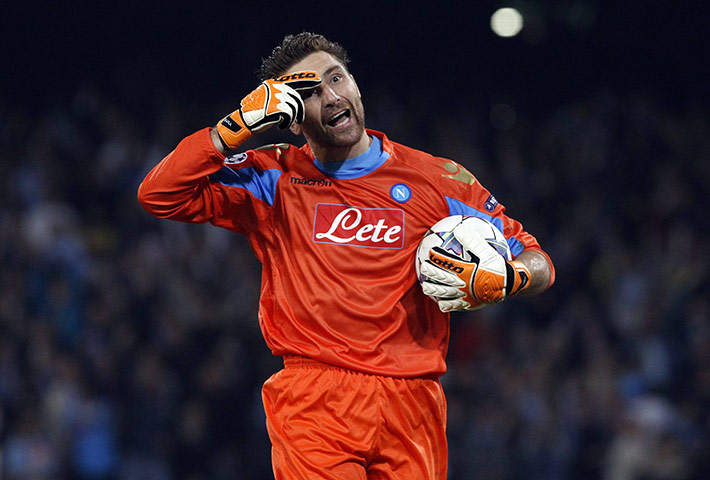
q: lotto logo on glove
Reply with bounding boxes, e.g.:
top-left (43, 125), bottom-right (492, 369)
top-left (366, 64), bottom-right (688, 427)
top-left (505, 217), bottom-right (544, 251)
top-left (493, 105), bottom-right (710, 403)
top-left (275, 71), bottom-right (320, 86)
top-left (427, 254), bottom-right (465, 274)
top-left (216, 71), bottom-right (321, 149)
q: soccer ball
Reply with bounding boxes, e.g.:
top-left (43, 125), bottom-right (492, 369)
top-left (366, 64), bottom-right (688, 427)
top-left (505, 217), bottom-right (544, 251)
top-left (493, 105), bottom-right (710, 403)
top-left (415, 215), bottom-right (512, 284)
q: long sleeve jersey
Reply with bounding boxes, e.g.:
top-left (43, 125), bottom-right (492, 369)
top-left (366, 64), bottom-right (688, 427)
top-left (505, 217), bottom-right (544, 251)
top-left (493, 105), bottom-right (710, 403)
top-left (138, 128), bottom-right (555, 378)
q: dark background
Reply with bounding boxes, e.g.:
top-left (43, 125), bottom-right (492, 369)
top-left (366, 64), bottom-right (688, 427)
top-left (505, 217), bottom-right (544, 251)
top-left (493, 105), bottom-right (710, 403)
top-left (1, 1), bottom-right (708, 479)
top-left (4, 1), bottom-right (707, 114)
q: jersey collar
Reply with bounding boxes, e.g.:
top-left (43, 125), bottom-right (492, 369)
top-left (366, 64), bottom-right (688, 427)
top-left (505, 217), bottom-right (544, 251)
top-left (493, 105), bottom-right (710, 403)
top-left (305, 130), bottom-right (392, 179)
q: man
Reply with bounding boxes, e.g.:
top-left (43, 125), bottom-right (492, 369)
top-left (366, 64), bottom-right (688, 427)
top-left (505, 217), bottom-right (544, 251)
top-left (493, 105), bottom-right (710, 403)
top-left (138, 32), bottom-right (554, 479)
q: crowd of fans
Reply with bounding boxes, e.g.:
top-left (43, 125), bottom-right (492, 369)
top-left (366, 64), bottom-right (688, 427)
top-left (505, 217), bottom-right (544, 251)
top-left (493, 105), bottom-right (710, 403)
top-left (0, 75), bottom-right (708, 479)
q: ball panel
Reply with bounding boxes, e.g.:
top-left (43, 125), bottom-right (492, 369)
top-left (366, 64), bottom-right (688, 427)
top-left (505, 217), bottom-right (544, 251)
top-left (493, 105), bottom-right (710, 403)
top-left (429, 214), bottom-right (465, 233)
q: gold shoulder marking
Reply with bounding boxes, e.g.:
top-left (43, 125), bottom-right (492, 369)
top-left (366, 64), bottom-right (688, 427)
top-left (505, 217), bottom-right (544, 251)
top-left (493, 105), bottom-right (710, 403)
top-left (441, 161), bottom-right (476, 185)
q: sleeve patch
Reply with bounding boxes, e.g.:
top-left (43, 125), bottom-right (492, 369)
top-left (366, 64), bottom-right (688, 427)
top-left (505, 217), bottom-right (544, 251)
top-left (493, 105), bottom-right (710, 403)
top-left (484, 194), bottom-right (499, 212)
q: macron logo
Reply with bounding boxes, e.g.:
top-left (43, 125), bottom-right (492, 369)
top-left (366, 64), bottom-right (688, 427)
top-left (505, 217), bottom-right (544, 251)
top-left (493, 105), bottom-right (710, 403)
top-left (313, 204), bottom-right (404, 249)
top-left (290, 176), bottom-right (332, 187)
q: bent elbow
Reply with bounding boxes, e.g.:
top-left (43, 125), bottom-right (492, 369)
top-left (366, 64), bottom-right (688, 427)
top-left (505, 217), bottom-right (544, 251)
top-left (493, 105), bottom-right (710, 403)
top-left (136, 180), bottom-right (170, 217)
top-left (136, 180), bottom-right (154, 212)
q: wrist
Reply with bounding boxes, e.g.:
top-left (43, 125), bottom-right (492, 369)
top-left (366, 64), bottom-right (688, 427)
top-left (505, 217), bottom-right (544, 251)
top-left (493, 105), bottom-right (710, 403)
top-left (505, 260), bottom-right (531, 297)
top-left (215, 112), bottom-right (253, 150)
top-left (210, 127), bottom-right (229, 154)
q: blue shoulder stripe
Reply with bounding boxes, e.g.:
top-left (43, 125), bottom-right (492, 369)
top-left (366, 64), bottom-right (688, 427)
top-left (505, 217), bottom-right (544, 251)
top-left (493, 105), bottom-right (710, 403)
top-left (209, 166), bottom-right (281, 206)
top-left (445, 196), bottom-right (525, 257)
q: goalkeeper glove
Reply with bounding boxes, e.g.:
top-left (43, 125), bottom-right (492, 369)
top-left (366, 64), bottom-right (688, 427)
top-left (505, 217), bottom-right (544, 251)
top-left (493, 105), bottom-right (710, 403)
top-left (215, 71), bottom-right (321, 149)
top-left (420, 221), bottom-right (530, 312)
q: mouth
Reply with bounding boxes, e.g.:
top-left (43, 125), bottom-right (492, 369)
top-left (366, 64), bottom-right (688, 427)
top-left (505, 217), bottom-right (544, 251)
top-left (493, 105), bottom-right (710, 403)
top-left (325, 109), bottom-right (351, 128)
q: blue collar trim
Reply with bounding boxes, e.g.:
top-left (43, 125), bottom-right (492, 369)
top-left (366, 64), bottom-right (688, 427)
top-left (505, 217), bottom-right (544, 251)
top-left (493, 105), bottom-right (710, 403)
top-left (313, 136), bottom-right (390, 179)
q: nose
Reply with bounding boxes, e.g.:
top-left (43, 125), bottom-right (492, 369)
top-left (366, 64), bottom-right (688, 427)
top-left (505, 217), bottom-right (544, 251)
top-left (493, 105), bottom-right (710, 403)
top-left (322, 85), bottom-right (341, 105)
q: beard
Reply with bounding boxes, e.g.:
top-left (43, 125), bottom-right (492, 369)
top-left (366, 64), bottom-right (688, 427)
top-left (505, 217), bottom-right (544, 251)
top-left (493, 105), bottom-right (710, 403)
top-left (302, 97), bottom-right (366, 150)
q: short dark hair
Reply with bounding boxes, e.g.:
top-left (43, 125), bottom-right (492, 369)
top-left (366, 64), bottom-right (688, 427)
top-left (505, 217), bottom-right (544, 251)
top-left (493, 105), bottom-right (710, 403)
top-left (259, 32), bottom-right (350, 81)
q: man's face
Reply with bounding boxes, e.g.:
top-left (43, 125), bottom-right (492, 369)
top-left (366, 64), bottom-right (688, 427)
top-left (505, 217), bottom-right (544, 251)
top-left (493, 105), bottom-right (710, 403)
top-left (287, 51), bottom-right (366, 151)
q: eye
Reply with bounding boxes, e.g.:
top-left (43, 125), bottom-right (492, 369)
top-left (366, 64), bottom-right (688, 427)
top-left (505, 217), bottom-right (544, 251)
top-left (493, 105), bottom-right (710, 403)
top-left (331, 74), bottom-right (342, 83)
top-left (300, 89), bottom-right (316, 99)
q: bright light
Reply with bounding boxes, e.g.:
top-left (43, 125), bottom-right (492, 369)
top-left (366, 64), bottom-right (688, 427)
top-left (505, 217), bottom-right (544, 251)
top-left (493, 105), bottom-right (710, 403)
top-left (490, 8), bottom-right (524, 37)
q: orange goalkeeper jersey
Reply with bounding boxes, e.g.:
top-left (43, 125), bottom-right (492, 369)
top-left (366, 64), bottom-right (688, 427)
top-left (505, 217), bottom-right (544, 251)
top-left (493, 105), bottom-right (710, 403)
top-left (138, 128), bottom-right (555, 378)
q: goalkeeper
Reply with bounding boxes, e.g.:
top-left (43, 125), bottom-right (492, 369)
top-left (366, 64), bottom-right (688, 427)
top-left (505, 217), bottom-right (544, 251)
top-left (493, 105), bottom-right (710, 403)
top-left (138, 32), bottom-right (554, 479)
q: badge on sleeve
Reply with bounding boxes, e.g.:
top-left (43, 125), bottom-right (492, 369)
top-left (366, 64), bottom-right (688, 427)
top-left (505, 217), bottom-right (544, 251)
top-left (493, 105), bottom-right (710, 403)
top-left (484, 194), bottom-right (499, 212)
top-left (225, 152), bottom-right (248, 165)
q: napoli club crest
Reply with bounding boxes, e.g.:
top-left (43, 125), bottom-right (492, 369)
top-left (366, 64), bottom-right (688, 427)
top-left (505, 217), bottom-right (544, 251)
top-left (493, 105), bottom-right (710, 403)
top-left (390, 183), bottom-right (412, 203)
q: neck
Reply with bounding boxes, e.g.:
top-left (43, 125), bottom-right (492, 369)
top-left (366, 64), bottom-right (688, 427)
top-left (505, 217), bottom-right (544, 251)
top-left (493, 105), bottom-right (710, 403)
top-left (309, 132), bottom-right (372, 163)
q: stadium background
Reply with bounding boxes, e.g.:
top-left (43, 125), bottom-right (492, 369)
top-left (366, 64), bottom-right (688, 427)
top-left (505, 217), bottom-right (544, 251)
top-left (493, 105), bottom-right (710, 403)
top-left (1, 1), bottom-right (708, 478)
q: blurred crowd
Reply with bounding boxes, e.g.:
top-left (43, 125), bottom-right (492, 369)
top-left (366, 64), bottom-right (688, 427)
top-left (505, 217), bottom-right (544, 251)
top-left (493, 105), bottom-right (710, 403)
top-left (0, 77), bottom-right (708, 480)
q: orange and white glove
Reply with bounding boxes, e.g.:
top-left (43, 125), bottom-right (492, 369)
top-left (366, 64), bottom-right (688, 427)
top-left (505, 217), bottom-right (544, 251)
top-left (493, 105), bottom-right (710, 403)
top-left (420, 221), bottom-right (530, 312)
top-left (215, 71), bottom-right (321, 149)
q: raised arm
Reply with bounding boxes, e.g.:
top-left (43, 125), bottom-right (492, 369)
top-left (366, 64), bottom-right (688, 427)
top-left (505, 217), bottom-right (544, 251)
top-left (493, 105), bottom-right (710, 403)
top-left (138, 72), bottom-right (321, 221)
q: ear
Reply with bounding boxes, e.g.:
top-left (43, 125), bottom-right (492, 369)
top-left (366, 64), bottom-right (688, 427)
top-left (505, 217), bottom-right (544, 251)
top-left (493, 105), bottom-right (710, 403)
top-left (290, 122), bottom-right (302, 136)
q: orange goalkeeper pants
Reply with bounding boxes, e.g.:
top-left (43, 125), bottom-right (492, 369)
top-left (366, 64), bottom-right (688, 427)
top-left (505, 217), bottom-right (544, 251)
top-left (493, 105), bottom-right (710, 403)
top-left (262, 356), bottom-right (448, 480)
